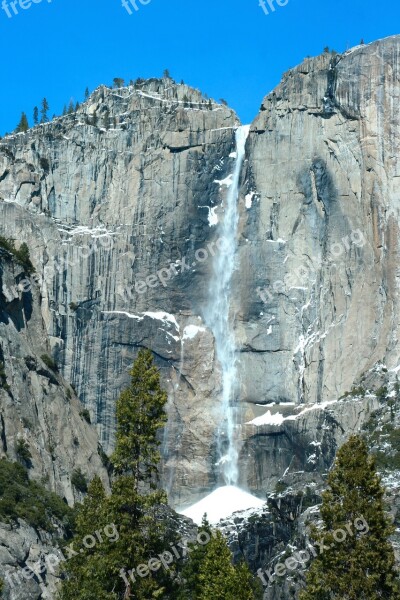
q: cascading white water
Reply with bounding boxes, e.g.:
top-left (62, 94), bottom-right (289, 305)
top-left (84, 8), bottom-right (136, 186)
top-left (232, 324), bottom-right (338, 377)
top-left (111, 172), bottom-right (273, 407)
top-left (206, 125), bottom-right (250, 486)
top-left (178, 125), bottom-right (265, 520)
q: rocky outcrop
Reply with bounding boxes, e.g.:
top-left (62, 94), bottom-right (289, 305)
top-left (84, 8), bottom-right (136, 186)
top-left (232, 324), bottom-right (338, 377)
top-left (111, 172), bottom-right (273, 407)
top-left (0, 520), bottom-right (63, 600)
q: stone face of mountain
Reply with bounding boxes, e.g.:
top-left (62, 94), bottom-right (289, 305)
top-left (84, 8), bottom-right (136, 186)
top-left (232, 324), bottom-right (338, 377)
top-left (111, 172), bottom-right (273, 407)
top-left (0, 520), bottom-right (64, 600)
top-left (0, 79), bottom-right (239, 505)
top-left (0, 250), bottom-right (109, 599)
top-left (0, 250), bottom-right (108, 500)
top-left (1, 37), bottom-right (400, 510)
top-left (241, 38), bottom-right (400, 407)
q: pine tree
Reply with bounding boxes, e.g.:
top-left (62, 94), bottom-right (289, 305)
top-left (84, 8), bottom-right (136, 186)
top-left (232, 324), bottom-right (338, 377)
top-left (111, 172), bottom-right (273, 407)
top-left (177, 516), bottom-right (214, 599)
top-left (40, 98), bottom-right (49, 123)
top-left (113, 77), bottom-right (125, 88)
top-left (16, 242), bottom-right (35, 274)
top-left (197, 531), bottom-right (257, 600)
top-left (112, 349), bottom-right (168, 481)
top-left (33, 106), bottom-right (39, 125)
top-left (67, 100), bottom-right (75, 115)
top-left (16, 112), bottom-right (29, 133)
top-left (59, 477), bottom-right (115, 600)
top-left (300, 435), bottom-right (400, 600)
top-left (59, 349), bottom-right (178, 600)
top-left (62, 105), bottom-right (67, 116)
top-left (179, 518), bottom-right (261, 600)
top-left (84, 87), bottom-right (90, 100)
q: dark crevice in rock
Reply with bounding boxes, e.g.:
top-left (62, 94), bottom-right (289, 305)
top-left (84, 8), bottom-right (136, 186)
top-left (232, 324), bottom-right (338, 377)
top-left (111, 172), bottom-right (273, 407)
top-left (0, 169), bottom-right (9, 182)
top-left (0, 414), bottom-right (7, 453)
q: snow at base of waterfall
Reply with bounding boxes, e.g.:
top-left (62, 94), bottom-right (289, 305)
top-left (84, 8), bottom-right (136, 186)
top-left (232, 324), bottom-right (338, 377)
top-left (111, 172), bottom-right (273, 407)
top-left (178, 486), bottom-right (265, 525)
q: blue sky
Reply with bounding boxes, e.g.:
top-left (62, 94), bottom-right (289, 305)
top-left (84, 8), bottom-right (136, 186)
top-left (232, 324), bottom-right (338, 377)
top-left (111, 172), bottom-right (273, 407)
top-left (0, 0), bottom-right (399, 135)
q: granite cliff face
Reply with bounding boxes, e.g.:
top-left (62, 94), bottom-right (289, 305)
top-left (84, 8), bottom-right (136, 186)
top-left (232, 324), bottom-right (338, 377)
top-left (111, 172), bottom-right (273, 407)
top-left (0, 250), bottom-right (109, 599)
top-left (1, 37), bottom-right (400, 510)
top-left (0, 250), bottom-right (108, 500)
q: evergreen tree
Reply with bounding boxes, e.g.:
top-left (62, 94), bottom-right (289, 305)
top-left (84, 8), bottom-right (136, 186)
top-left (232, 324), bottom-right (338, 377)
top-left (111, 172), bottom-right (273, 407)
top-left (16, 242), bottom-right (35, 274)
top-left (62, 105), bottom-right (67, 116)
top-left (84, 87), bottom-right (90, 100)
top-left (112, 349), bottom-right (168, 481)
top-left (40, 98), bottom-right (49, 123)
top-left (16, 112), bottom-right (29, 133)
top-left (58, 477), bottom-right (114, 600)
top-left (67, 100), bottom-right (75, 115)
top-left (59, 349), bottom-right (178, 600)
top-left (198, 531), bottom-right (258, 600)
top-left (300, 435), bottom-right (400, 600)
top-left (179, 518), bottom-right (261, 600)
top-left (177, 516), bottom-right (213, 599)
top-left (113, 77), bottom-right (125, 88)
top-left (163, 68), bottom-right (171, 79)
top-left (33, 106), bottom-right (39, 125)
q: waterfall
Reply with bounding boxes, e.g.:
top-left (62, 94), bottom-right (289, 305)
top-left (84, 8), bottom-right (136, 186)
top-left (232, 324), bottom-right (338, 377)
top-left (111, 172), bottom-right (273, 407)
top-left (178, 125), bottom-right (265, 519)
top-left (206, 125), bottom-right (250, 486)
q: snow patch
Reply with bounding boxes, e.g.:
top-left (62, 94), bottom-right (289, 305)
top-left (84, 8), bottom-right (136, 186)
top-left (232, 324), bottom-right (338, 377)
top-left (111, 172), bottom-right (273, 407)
top-left (266, 238), bottom-right (286, 244)
top-left (208, 206), bottom-right (219, 226)
top-left (142, 311), bottom-right (180, 331)
top-left (198, 205), bottom-right (219, 226)
top-left (247, 400), bottom-right (339, 428)
top-left (183, 325), bottom-right (206, 340)
top-left (245, 192), bottom-right (255, 209)
top-left (57, 225), bottom-right (119, 239)
top-left (247, 410), bottom-right (285, 426)
top-left (179, 486), bottom-right (265, 525)
top-left (102, 310), bottom-right (180, 331)
top-left (214, 174), bottom-right (233, 188)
